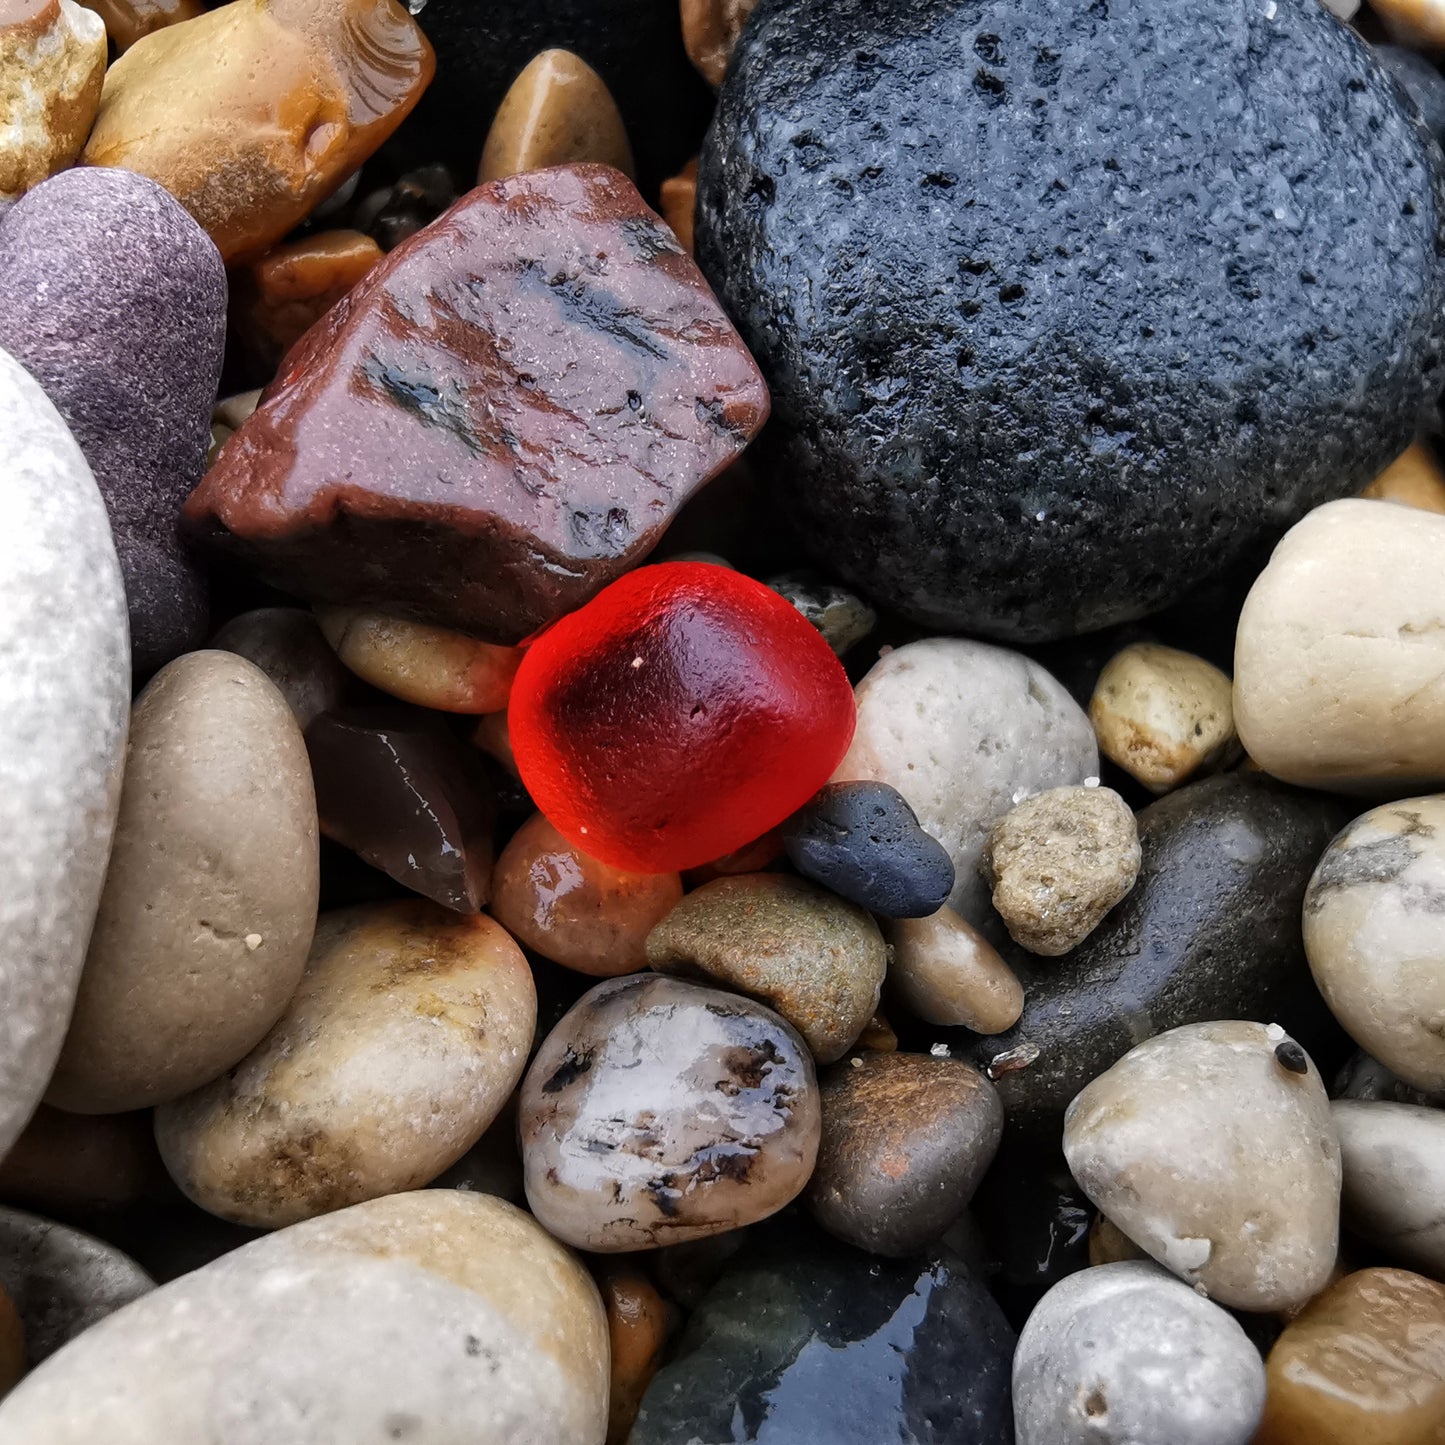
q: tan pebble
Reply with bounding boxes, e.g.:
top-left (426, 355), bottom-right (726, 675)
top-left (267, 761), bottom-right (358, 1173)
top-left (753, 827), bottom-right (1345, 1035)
top-left (645, 873), bottom-right (886, 1063)
top-left (1087, 1212), bottom-right (1149, 1267)
top-left (1370, 0), bottom-right (1445, 50)
top-left (491, 812), bottom-right (682, 977)
top-left (472, 710), bottom-right (518, 775)
top-left (855, 1010), bottom-right (898, 1052)
top-left (77, 0), bottom-right (199, 49)
top-left (46, 652), bottom-right (319, 1115)
top-left (1234, 498), bottom-right (1445, 793)
top-left (681, 0), bottom-right (760, 86)
top-left (1090, 642), bottom-right (1237, 793)
top-left (318, 605), bottom-right (521, 714)
top-left (154, 900), bottom-right (536, 1228)
top-left (1361, 440), bottom-right (1445, 515)
top-left (982, 785), bottom-right (1141, 956)
top-left (208, 388), bottom-right (262, 463)
top-left (0, 0), bottom-right (106, 204)
top-left (1254, 1267), bottom-right (1445, 1444)
top-left (885, 906), bottom-right (1024, 1033)
top-left (660, 157), bottom-right (698, 254)
top-left (0, 1283), bottom-right (21, 1396)
top-left (479, 49), bottom-right (634, 184)
top-left (82, 0), bottom-right (434, 264)
top-left (599, 1265), bottom-right (674, 1445)
top-left (0, 1106), bottom-right (174, 1213)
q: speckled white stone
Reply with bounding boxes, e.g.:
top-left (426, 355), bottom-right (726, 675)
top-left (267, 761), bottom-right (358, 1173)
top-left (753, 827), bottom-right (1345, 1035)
top-left (1013, 1261), bottom-right (1266, 1445)
top-left (832, 638), bottom-right (1098, 925)
top-left (0, 347), bottom-right (128, 1157)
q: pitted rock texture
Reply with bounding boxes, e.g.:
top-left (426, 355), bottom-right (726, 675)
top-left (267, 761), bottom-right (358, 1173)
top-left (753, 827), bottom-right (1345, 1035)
top-left (697, 0), bottom-right (1445, 642)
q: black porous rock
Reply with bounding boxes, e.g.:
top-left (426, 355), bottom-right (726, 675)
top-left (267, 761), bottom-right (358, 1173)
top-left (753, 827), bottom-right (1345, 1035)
top-left (630, 1227), bottom-right (1015, 1444)
top-left (957, 773), bottom-right (1350, 1141)
top-left (398, 0), bottom-right (714, 196)
top-left (0, 168), bottom-right (225, 675)
top-left (1376, 44), bottom-right (1445, 147)
top-left (782, 781), bottom-right (955, 918)
top-left (698, 0), bottom-right (1445, 643)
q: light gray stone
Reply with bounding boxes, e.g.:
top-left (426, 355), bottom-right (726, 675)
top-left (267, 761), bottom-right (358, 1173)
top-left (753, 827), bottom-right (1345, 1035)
top-left (0, 346), bottom-right (128, 1157)
top-left (1013, 1261), bottom-right (1265, 1445)
top-left (831, 638), bottom-right (1098, 925)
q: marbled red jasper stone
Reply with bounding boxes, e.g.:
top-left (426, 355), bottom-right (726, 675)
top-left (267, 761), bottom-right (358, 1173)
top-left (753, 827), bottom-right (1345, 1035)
top-left (509, 562), bottom-right (857, 873)
top-left (183, 163), bottom-right (769, 643)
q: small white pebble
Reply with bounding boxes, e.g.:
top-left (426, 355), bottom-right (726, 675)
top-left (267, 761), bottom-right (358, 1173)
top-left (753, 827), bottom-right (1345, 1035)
top-left (630, 656), bottom-right (644, 669)
top-left (1084, 775), bottom-right (1100, 788)
top-left (850, 1056), bottom-right (863, 1069)
top-left (244, 933), bottom-right (263, 951)
top-left (1265, 1022), bottom-right (1286, 1043)
top-left (930, 1042), bottom-right (951, 1058)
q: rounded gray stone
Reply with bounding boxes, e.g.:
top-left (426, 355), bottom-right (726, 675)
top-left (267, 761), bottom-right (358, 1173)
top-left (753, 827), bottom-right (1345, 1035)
top-left (0, 346), bottom-right (129, 1158)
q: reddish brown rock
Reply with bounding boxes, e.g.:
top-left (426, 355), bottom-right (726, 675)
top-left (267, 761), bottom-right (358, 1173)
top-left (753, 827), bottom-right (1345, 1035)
top-left (184, 164), bottom-right (770, 643)
top-left (659, 157), bottom-right (698, 255)
top-left (78, 0), bottom-right (200, 52)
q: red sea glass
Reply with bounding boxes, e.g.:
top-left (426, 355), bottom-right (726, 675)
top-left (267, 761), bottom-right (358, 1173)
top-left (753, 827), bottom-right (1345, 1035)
top-left (509, 562), bottom-right (857, 873)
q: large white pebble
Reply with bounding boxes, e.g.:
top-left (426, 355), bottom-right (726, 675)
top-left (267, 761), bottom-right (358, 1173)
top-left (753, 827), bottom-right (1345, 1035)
top-left (1063, 1020), bottom-right (1341, 1311)
top-left (0, 346), bottom-right (128, 1155)
top-left (0, 1190), bottom-right (609, 1443)
top-left (1013, 1260), bottom-right (1266, 1445)
top-left (832, 638), bottom-right (1097, 923)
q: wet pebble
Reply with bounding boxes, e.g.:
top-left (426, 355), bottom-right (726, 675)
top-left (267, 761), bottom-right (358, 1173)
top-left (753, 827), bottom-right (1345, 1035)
top-left (645, 873), bottom-right (886, 1063)
top-left (766, 570), bottom-right (877, 656)
top-left (806, 1052), bottom-right (1003, 1257)
top-left (681, 0), bottom-right (759, 85)
top-left (885, 906), bottom-right (1024, 1033)
top-left (598, 1265), bottom-right (673, 1445)
top-left (210, 607), bottom-right (352, 730)
top-left (660, 156), bottom-right (698, 253)
top-left (76, 0), bottom-right (199, 50)
top-left (519, 974), bottom-right (820, 1251)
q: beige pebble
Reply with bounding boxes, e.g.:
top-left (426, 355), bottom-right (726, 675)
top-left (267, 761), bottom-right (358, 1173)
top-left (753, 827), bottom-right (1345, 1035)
top-left (155, 900), bottom-right (536, 1228)
top-left (478, 48), bottom-right (634, 185)
top-left (207, 389), bottom-right (261, 463)
top-left (1090, 642), bottom-right (1237, 794)
top-left (1371, 0), bottom-right (1445, 49)
top-left (1063, 1020), bottom-right (1341, 1312)
top-left (46, 653), bottom-right (319, 1115)
top-left (1234, 498), bottom-right (1445, 793)
top-left (646, 873), bottom-right (886, 1063)
top-left (1361, 440), bottom-right (1445, 515)
top-left (681, 0), bottom-right (760, 86)
top-left (1087, 1212), bottom-right (1149, 1267)
top-left (490, 812), bottom-right (682, 977)
top-left (0, 0), bottom-right (106, 204)
top-left (1303, 795), bottom-right (1445, 1092)
top-left (0, 1191), bottom-right (609, 1444)
top-left (982, 784), bottom-right (1140, 955)
top-left (885, 906), bottom-right (1024, 1033)
top-left (317, 605), bottom-right (521, 714)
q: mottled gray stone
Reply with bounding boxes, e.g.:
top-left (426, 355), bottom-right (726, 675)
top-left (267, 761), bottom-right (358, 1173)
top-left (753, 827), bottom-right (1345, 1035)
top-left (0, 346), bottom-right (129, 1158)
top-left (209, 608), bottom-right (351, 729)
top-left (0, 166), bottom-right (225, 674)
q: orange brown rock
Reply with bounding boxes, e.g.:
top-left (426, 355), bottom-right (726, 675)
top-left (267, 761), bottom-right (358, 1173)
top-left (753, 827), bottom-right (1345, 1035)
top-left (659, 157), bottom-right (698, 254)
top-left (1361, 439), bottom-right (1445, 515)
top-left (78, 0), bottom-right (200, 52)
top-left (0, 1284), bottom-right (22, 1396)
top-left (81, 0), bottom-right (434, 264)
top-left (598, 1266), bottom-right (674, 1445)
top-left (681, 0), bottom-right (760, 87)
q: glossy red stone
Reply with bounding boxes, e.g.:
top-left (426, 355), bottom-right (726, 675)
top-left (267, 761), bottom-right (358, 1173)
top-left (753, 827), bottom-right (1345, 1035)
top-left (509, 562), bottom-right (857, 873)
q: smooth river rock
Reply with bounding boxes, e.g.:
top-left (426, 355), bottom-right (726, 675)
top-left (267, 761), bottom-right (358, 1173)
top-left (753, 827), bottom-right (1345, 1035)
top-left (46, 651), bottom-right (319, 1114)
top-left (0, 1191), bottom-right (610, 1443)
top-left (210, 607), bottom-right (352, 729)
top-left (0, 347), bottom-right (129, 1158)
top-left (832, 638), bottom-right (1098, 925)
top-left (962, 773), bottom-right (1347, 1139)
top-left (1064, 1021), bottom-right (1342, 1312)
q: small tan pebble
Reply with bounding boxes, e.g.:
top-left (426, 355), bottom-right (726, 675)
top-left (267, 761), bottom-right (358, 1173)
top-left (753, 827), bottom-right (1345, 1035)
top-left (490, 812), bottom-right (682, 977)
top-left (45, 652), bottom-right (320, 1115)
top-left (78, 0), bottom-right (200, 49)
top-left (1090, 642), bottom-right (1237, 793)
top-left (210, 606), bottom-right (352, 729)
top-left (0, 1107), bottom-right (173, 1214)
top-left (317, 605), bottom-right (522, 714)
top-left (1088, 1212), bottom-right (1149, 1267)
top-left (659, 157), bottom-right (698, 254)
top-left (681, 0), bottom-right (760, 86)
top-left (154, 900), bottom-right (537, 1228)
top-left (855, 1010), bottom-right (898, 1052)
top-left (479, 48), bottom-right (634, 184)
top-left (982, 785), bottom-right (1141, 956)
top-left (0, 1191), bottom-right (610, 1443)
top-left (599, 1265), bottom-right (674, 1445)
top-left (472, 710), bottom-right (518, 775)
top-left (207, 389), bottom-right (262, 463)
top-left (1234, 498), bottom-right (1445, 793)
top-left (1064, 1020), bottom-right (1342, 1312)
top-left (1361, 439), bottom-right (1445, 515)
top-left (1370, 0), bottom-right (1445, 50)
top-left (0, 0), bottom-right (106, 204)
top-left (645, 872), bottom-right (887, 1063)
top-left (885, 906), bottom-right (1024, 1033)
top-left (0, 1285), bottom-right (22, 1395)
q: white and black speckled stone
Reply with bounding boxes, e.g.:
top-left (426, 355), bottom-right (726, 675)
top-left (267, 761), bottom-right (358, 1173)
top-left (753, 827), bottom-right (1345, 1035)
top-left (0, 346), bottom-right (128, 1160)
top-left (698, 0), bottom-right (1445, 642)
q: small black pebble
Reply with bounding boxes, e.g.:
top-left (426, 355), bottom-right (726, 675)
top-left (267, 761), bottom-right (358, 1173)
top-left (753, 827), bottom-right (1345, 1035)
top-left (1274, 1039), bottom-right (1309, 1074)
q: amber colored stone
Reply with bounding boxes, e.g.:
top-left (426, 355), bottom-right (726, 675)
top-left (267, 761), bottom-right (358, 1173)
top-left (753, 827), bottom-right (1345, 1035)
top-left (490, 812), bottom-right (682, 976)
top-left (473, 711), bottom-right (518, 775)
top-left (598, 1265), bottom-right (674, 1445)
top-left (660, 157), bottom-right (698, 255)
top-left (186, 164), bottom-right (770, 643)
top-left (682, 826), bottom-right (784, 886)
top-left (233, 230), bottom-right (382, 373)
top-left (1255, 1268), bottom-right (1445, 1444)
top-left (0, 1283), bottom-right (23, 1396)
top-left (681, 0), bottom-right (760, 86)
top-left (306, 706), bottom-right (496, 913)
top-left (78, 0), bottom-right (200, 52)
top-left (81, 0), bottom-right (434, 264)
top-left (1361, 440), bottom-right (1445, 515)
top-left (479, 49), bottom-right (634, 185)
top-left (856, 1010), bottom-right (898, 1052)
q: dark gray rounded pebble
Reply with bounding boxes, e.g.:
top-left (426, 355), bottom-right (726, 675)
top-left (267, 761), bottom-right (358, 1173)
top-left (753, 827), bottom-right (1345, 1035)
top-left (1377, 45), bottom-right (1445, 146)
top-left (0, 168), bottom-right (225, 675)
top-left (958, 773), bottom-right (1349, 1140)
top-left (781, 781), bottom-right (956, 918)
top-left (698, 0), bottom-right (1445, 642)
